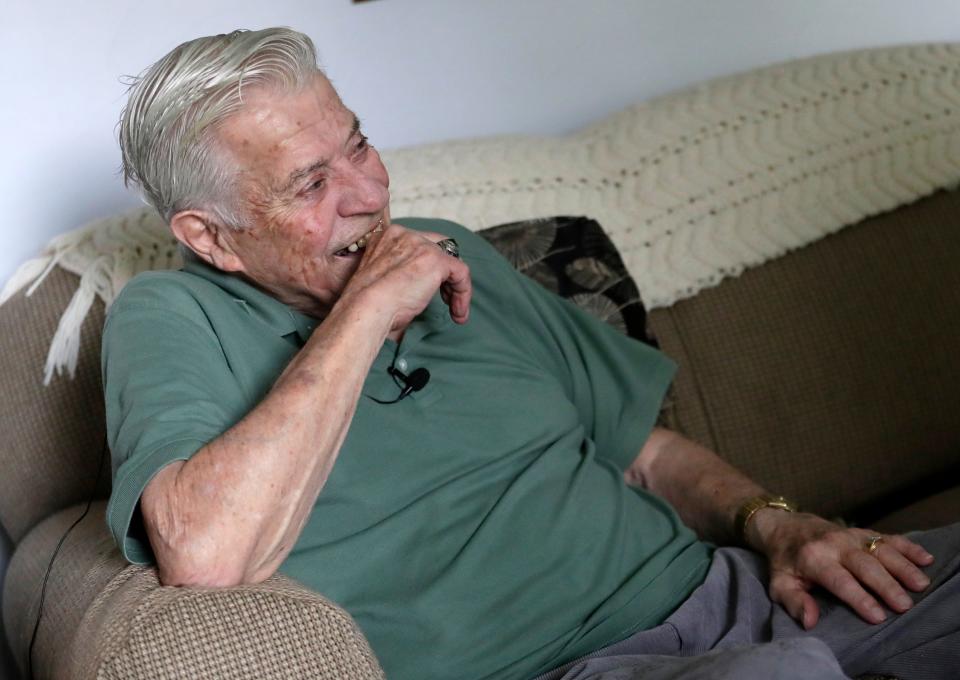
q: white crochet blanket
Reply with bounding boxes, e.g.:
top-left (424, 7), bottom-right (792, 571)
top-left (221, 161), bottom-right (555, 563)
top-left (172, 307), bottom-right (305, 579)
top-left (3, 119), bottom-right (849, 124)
top-left (5, 42), bottom-right (960, 383)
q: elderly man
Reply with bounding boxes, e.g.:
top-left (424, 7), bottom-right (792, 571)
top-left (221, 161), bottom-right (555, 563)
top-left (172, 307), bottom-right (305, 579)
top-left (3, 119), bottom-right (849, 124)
top-left (105, 28), bottom-right (958, 680)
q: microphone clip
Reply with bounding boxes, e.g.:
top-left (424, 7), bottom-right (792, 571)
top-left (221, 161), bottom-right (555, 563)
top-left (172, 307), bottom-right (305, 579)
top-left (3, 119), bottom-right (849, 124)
top-left (371, 365), bottom-right (431, 404)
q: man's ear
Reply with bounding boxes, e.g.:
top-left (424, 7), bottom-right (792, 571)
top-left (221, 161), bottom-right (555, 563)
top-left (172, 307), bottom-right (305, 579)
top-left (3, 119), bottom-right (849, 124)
top-left (169, 211), bottom-right (244, 272)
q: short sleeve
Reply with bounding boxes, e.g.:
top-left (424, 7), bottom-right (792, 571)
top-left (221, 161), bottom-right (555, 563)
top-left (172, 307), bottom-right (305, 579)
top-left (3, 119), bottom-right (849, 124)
top-left (102, 277), bottom-right (242, 564)
top-left (507, 264), bottom-right (677, 473)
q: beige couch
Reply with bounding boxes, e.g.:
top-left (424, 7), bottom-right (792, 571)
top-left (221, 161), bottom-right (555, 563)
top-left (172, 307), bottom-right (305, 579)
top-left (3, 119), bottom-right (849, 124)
top-left (2, 44), bottom-right (959, 679)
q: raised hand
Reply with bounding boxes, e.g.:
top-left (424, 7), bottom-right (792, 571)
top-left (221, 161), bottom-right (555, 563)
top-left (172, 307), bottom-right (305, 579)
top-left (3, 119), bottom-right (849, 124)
top-left (339, 222), bottom-right (472, 333)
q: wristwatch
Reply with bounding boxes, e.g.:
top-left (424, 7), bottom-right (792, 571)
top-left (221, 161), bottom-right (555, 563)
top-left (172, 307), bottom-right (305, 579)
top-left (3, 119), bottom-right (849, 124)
top-left (734, 494), bottom-right (799, 543)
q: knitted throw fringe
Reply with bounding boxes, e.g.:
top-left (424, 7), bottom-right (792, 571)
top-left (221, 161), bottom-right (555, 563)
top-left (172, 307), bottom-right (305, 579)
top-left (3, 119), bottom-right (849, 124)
top-left (0, 210), bottom-right (181, 384)
top-left (3, 43), bottom-right (960, 383)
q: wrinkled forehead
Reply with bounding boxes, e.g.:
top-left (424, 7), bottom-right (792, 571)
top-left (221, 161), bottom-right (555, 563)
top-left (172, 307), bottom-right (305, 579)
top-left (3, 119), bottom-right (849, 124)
top-left (215, 72), bottom-right (354, 187)
top-left (227, 71), bottom-right (346, 137)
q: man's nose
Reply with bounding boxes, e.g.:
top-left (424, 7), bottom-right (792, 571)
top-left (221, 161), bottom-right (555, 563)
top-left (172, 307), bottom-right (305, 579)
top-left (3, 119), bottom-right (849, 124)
top-left (335, 163), bottom-right (388, 216)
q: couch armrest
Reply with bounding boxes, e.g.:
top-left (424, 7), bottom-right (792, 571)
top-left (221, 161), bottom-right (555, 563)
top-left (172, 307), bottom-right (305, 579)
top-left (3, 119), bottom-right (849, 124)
top-left (73, 566), bottom-right (385, 680)
top-left (4, 502), bottom-right (384, 680)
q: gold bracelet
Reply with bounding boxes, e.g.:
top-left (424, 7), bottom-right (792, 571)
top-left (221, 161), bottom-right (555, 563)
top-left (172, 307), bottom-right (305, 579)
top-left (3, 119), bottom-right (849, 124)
top-left (734, 494), bottom-right (798, 544)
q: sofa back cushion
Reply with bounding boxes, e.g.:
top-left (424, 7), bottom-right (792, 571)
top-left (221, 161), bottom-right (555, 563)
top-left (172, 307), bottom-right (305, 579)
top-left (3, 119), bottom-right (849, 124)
top-left (0, 215), bottom-right (647, 546)
top-left (648, 188), bottom-right (960, 521)
top-left (0, 268), bottom-right (110, 543)
top-left (4, 190), bottom-right (958, 541)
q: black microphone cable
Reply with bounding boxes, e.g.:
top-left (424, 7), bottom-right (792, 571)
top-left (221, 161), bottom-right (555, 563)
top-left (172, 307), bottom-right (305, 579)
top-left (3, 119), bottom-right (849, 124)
top-left (27, 434), bottom-right (108, 679)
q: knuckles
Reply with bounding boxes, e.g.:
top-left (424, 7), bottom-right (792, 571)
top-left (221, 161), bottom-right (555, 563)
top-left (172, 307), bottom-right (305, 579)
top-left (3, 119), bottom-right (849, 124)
top-left (368, 229), bottom-right (447, 268)
top-left (796, 542), bottom-right (825, 565)
top-left (354, 227), bottom-right (467, 315)
top-left (785, 526), bottom-right (851, 568)
top-left (790, 527), bottom-right (878, 575)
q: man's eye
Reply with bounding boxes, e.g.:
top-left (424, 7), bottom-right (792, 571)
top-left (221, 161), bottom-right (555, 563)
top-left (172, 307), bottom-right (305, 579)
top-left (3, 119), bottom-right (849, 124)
top-left (354, 134), bottom-right (369, 155)
top-left (307, 178), bottom-right (325, 192)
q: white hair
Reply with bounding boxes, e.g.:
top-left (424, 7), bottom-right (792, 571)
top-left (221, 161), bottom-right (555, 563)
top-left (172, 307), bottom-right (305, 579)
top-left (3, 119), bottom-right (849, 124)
top-left (119, 28), bottom-right (321, 228)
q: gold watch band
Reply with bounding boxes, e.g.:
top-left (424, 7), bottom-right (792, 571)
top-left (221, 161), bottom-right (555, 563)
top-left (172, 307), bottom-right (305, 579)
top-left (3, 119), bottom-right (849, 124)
top-left (734, 494), bottom-right (798, 544)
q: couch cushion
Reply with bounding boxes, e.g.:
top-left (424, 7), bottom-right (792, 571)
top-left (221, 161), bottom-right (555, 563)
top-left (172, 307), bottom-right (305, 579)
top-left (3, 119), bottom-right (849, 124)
top-left (3, 501), bottom-right (124, 679)
top-left (72, 568), bottom-right (385, 680)
top-left (649, 189), bottom-right (960, 520)
top-left (4, 501), bottom-right (385, 680)
top-left (870, 486), bottom-right (960, 535)
top-left (478, 215), bottom-right (656, 345)
top-left (0, 268), bottom-right (110, 543)
top-left (0, 215), bottom-right (647, 548)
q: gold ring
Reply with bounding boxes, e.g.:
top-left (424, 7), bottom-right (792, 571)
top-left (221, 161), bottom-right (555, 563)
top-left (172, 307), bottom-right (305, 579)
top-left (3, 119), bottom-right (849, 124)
top-left (865, 535), bottom-right (884, 555)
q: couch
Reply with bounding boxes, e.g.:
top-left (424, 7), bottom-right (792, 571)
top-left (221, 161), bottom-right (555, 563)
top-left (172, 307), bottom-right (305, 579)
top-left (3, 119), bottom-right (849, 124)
top-left (2, 43), bottom-right (959, 679)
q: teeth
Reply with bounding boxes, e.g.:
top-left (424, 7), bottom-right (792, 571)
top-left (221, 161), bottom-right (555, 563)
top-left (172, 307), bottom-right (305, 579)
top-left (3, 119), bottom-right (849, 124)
top-left (338, 220), bottom-right (385, 256)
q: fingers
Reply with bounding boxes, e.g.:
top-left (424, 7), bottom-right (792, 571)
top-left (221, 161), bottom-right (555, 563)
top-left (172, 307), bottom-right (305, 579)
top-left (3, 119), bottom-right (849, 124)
top-left (844, 549), bottom-right (914, 614)
top-left (817, 563), bottom-right (888, 624)
top-left (765, 518), bottom-right (938, 631)
top-left (884, 534), bottom-right (935, 568)
top-left (412, 229), bottom-right (472, 324)
top-left (360, 223), bottom-right (472, 324)
top-left (770, 572), bottom-right (820, 630)
top-left (416, 230), bottom-right (450, 242)
top-left (442, 259), bottom-right (472, 324)
top-left (796, 532), bottom-right (933, 625)
top-left (873, 539), bottom-right (931, 592)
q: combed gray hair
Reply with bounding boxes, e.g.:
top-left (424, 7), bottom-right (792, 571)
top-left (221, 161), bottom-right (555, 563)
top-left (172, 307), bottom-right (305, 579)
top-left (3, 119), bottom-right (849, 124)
top-left (119, 28), bottom-right (321, 228)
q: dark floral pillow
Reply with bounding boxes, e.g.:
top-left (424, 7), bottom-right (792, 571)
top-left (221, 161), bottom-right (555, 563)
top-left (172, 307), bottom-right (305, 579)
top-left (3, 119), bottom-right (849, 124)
top-left (477, 216), bottom-right (658, 348)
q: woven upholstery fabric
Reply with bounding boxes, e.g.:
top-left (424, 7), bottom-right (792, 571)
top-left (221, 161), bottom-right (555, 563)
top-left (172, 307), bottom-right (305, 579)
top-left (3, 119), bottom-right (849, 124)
top-left (0, 267), bottom-right (110, 542)
top-left (649, 189), bottom-right (960, 519)
top-left (3, 502), bottom-right (125, 679)
top-left (871, 486), bottom-right (960, 535)
top-left (3, 502), bottom-right (385, 680)
top-left (78, 568), bottom-right (384, 680)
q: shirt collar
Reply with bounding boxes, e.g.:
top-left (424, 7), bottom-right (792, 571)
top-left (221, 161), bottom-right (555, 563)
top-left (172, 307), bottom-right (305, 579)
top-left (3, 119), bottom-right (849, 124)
top-left (180, 253), bottom-right (452, 345)
top-left (182, 254), bottom-right (318, 342)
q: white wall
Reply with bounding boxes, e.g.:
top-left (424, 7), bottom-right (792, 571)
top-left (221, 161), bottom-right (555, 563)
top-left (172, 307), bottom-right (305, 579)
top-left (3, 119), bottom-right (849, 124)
top-left (1, 2), bottom-right (958, 678)
top-left (2, 0), bottom-right (960, 290)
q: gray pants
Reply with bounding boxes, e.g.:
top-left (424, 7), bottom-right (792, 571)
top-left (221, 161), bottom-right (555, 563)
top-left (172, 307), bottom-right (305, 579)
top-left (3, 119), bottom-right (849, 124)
top-left (538, 522), bottom-right (960, 680)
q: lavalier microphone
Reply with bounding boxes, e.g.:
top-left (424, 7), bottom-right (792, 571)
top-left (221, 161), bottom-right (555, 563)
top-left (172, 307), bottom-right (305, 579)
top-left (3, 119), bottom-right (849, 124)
top-left (369, 365), bottom-right (431, 404)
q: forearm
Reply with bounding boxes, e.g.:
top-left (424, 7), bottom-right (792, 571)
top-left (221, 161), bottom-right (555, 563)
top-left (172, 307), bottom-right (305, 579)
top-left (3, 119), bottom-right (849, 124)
top-left (143, 291), bottom-right (391, 586)
top-left (626, 429), bottom-right (935, 630)
top-left (624, 427), bottom-right (771, 547)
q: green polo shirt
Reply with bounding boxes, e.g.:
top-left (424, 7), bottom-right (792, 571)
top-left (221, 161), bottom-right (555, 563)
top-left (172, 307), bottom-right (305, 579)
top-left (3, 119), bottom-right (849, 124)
top-left (103, 218), bottom-right (712, 680)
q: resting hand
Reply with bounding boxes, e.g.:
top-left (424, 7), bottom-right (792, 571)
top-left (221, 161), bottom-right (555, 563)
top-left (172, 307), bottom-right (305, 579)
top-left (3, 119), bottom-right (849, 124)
top-left (340, 222), bottom-right (472, 331)
top-left (748, 511), bottom-right (934, 629)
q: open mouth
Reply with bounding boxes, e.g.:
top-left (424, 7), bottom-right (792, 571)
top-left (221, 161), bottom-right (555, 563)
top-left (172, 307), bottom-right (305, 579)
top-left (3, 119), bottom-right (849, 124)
top-left (334, 220), bottom-right (385, 257)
